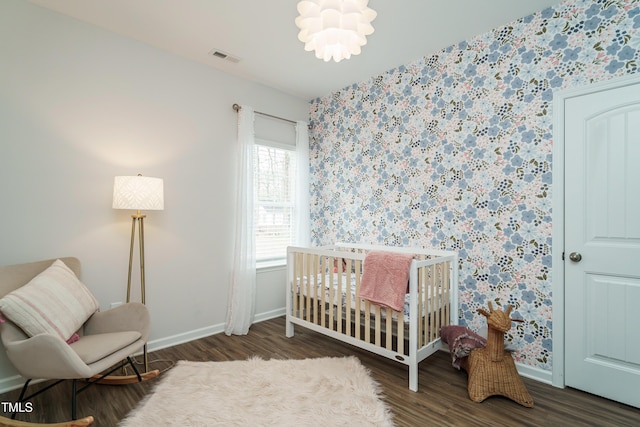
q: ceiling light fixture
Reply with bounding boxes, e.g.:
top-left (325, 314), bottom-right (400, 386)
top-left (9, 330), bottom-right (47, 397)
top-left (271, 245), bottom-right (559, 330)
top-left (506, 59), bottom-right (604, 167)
top-left (295, 0), bottom-right (377, 63)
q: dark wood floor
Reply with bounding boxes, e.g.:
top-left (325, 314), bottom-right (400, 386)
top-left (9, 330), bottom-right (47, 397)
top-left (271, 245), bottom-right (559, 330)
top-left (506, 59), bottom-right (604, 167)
top-left (1, 316), bottom-right (639, 426)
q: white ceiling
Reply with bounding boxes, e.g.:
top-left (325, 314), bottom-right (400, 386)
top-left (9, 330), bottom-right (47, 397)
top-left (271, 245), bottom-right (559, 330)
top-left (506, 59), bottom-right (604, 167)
top-left (28, 0), bottom-right (565, 101)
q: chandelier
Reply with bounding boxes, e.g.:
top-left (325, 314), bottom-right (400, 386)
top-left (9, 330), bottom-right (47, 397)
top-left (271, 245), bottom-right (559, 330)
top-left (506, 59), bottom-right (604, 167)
top-left (295, 0), bottom-right (377, 63)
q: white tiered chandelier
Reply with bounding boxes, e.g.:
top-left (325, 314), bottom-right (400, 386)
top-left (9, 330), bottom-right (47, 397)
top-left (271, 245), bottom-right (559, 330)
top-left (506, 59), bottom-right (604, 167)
top-left (295, 0), bottom-right (377, 63)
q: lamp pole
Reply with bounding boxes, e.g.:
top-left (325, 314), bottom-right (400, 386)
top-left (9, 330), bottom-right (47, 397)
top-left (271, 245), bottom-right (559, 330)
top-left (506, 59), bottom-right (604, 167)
top-left (126, 211), bottom-right (148, 372)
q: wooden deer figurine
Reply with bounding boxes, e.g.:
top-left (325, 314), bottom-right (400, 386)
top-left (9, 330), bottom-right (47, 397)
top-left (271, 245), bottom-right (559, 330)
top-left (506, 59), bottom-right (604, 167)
top-left (462, 302), bottom-right (534, 407)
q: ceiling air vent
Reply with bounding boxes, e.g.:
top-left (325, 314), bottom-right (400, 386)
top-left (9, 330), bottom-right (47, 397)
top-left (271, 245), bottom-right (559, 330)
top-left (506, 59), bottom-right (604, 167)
top-left (208, 49), bottom-right (241, 63)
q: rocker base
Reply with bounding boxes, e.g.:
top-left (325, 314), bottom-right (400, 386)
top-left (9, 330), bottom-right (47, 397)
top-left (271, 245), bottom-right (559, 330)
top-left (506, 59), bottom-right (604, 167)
top-left (0, 415), bottom-right (94, 427)
top-left (88, 369), bottom-right (160, 385)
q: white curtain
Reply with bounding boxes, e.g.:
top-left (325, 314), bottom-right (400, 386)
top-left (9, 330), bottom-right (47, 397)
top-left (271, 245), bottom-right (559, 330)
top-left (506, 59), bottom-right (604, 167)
top-left (295, 121), bottom-right (311, 247)
top-left (225, 105), bottom-right (256, 336)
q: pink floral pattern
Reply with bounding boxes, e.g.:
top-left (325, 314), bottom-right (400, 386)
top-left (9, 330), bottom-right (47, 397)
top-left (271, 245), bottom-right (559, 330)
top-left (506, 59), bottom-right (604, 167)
top-left (308, 0), bottom-right (640, 371)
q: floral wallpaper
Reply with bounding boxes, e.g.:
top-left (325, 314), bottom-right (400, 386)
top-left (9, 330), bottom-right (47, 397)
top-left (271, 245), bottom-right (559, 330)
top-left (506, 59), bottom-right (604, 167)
top-left (308, 0), bottom-right (640, 371)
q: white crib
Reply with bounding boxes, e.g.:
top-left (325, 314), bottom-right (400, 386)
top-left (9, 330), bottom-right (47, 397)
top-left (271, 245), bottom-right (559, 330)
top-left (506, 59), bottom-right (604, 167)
top-left (286, 242), bottom-right (458, 391)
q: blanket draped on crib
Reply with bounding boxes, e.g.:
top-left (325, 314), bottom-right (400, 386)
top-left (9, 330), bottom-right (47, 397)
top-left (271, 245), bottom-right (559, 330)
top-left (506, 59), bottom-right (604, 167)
top-left (358, 251), bottom-right (414, 312)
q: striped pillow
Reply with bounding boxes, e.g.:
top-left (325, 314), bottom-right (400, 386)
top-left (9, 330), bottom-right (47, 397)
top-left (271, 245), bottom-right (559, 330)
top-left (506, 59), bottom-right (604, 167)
top-left (0, 259), bottom-right (99, 342)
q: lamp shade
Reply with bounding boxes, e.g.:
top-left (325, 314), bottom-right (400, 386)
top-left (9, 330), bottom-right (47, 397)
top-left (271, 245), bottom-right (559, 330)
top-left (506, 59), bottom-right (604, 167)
top-left (113, 175), bottom-right (164, 211)
top-left (295, 0), bottom-right (376, 63)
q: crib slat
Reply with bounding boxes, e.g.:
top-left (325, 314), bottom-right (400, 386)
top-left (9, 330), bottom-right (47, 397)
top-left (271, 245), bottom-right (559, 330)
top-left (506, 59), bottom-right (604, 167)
top-left (365, 300), bottom-right (371, 343)
top-left (436, 264), bottom-right (440, 341)
top-left (345, 259), bottom-right (352, 337)
top-left (320, 256), bottom-right (327, 328)
top-left (300, 253), bottom-right (305, 321)
top-left (336, 257), bottom-right (342, 334)
top-left (301, 252), bottom-right (306, 321)
top-left (418, 264), bottom-right (425, 348)
top-left (312, 254), bottom-right (318, 325)
top-left (374, 305), bottom-right (381, 347)
top-left (425, 264), bottom-right (430, 347)
top-left (313, 253), bottom-right (318, 324)
top-left (397, 312), bottom-right (404, 355)
top-left (355, 259), bottom-right (362, 340)
top-left (425, 264), bottom-right (431, 343)
top-left (385, 308), bottom-right (392, 350)
top-left (293, 252), bottom-right (301, 319)
top-left (435, 263), bottom-right (442, 341)
top-left (329, 257), bottom-right (335, 331)
top-left (443, 261), bottom-right (450, 330)
top-left (301, 252), bottom-right (307, 320)
top-left (304, 253), bottom-right (311, 323)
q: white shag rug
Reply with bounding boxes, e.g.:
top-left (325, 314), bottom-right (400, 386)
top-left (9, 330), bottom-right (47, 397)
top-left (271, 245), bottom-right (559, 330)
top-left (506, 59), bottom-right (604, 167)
top-left (120, 356), bottom-right (394, 426)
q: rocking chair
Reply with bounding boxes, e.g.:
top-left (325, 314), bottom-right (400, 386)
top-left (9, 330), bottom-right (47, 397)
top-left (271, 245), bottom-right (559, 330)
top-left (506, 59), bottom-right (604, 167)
top-left (0, 257), bottom-right (160, 426)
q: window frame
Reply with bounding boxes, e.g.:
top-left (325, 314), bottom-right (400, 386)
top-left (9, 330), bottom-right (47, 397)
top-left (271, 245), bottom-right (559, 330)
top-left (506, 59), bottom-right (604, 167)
top-left (253, 138), bottom-right (297, 269)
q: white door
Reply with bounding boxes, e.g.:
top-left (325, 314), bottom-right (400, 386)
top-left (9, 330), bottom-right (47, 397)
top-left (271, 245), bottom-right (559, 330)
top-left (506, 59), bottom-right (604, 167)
top-left (564, 81), bottom-right (640, 408)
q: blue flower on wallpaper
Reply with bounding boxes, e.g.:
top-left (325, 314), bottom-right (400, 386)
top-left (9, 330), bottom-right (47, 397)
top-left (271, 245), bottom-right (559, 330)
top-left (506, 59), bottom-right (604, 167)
top-left (606, 59), bottom-right (625, 73)
top-left (585, 3), bottom-right (601, 18)
top-left (521, 290), bottom-right (537, 303)
top-left (584, 16), bottom-right (602, 31)
top-left (563, 47), bottom-right (582, 62)
top-left (473, 292), bottom-right (487, 305)
top-left (549, 34), bottom-right (568, 50)
top-left (619, 45), bottom-right (636, 60)
top-left (607, 42), bottom-right (622, 55)
top-left (603, 5), bottom-right (620, 19)
top-left (522, 210), bottom-right (537, 223)
top-left (463, 205), bottom-right (477, 218)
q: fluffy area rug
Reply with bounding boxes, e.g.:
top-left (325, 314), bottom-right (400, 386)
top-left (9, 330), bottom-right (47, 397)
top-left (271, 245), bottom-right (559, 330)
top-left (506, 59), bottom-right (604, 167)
top-left (120, 356), bottom-right (394, 426)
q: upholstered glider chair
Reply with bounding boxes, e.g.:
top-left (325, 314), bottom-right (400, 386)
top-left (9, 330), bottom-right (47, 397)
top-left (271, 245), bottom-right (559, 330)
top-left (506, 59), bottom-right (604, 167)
top-left (0, 257), bottom-right (159, 426)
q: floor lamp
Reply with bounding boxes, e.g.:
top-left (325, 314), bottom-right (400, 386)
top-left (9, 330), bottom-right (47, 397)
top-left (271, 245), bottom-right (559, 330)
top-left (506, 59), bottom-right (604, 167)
top-left (112, 174), bottom-right (164, 372)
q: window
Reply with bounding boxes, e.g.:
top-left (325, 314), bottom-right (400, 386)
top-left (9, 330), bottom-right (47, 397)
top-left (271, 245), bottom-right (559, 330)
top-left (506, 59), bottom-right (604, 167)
top-left (254, 141), bottom-right (297, 266)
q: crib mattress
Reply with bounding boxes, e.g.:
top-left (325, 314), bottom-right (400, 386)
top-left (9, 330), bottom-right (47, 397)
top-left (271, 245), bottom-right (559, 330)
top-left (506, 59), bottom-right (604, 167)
top-left (294, 274), bottom-right (444, 321)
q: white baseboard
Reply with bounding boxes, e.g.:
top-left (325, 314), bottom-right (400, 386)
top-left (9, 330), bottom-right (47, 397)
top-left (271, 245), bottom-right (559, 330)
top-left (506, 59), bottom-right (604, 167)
top-left (146, 307), bottom-right (285, 352)
top-left (146, 323), bottom-right (224, 353)
top-left (516, 362), bottom-right (553, 385)
top-left (0, 374), bottom-right (33, 395)
top-left (253, 307), bottom-right (286, 324)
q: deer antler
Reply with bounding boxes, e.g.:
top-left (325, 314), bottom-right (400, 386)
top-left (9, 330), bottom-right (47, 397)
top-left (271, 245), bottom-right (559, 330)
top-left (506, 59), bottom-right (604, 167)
top-left (505, 304), bottom-right (525, 323)
top-left (478, 303), bottom-right (525, 323)
top-left (478, 301), bottom-right (494, 318)
top-left (478, 307), bottom-right (490, 318)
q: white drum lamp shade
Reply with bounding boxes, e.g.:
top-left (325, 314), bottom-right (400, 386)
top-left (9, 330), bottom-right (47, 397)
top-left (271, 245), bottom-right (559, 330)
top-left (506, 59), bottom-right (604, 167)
top-left (113, 175), bottom-right (164, 211)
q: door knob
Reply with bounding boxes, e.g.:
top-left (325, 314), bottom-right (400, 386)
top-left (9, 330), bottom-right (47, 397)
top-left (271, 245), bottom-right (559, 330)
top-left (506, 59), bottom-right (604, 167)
top-left (569, 252), bottom-right (582, 262)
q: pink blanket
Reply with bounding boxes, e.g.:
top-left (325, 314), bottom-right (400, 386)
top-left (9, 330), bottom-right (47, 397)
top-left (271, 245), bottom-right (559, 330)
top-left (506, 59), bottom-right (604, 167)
top-left (358, 251), bottom-right (414, 312)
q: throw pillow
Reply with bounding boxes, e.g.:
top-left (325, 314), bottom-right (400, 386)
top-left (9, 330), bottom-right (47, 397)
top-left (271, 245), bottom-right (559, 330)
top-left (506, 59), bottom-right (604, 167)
top-left (0, 259), bottom-right (99, 342)
top-left (441, 325), bottom-right (487, 369)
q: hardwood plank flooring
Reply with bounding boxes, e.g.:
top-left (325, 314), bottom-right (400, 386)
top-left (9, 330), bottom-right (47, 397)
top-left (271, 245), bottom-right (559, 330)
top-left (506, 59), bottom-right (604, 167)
top-left (1, 316), bottom-right (639, 426)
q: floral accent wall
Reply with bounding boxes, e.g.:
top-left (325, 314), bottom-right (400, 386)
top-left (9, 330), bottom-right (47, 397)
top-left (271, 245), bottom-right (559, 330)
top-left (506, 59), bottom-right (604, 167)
top-left (308, 0), bottom-right (640, 371)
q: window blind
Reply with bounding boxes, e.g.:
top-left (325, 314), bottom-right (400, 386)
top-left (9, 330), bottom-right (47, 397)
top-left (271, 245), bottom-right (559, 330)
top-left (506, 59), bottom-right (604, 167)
top-left (254, 144), bottom-right (297, 263)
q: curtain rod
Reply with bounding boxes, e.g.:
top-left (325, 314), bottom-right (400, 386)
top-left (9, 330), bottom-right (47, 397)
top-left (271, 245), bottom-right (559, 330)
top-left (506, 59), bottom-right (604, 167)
top-left (232, 103), bottom-right (310, 129)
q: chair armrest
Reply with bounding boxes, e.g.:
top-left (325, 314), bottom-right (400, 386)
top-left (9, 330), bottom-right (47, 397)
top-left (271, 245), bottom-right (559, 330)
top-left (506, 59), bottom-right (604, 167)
top-left (4, 333), bottom-right (92, 379)
top-left (83, 302), bottom-right (150, 342)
